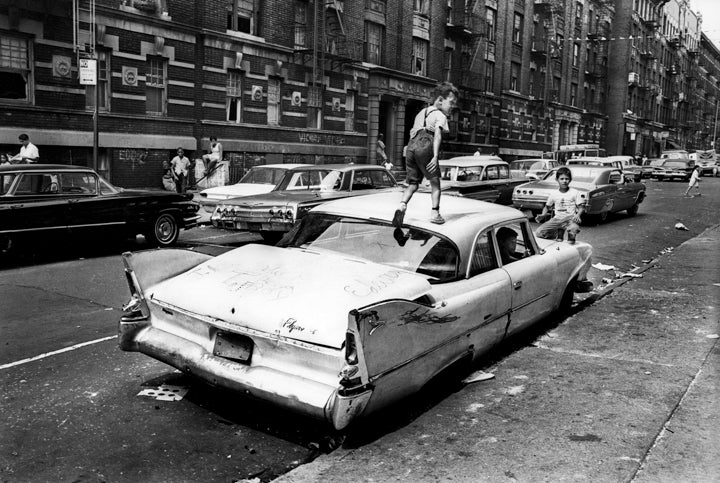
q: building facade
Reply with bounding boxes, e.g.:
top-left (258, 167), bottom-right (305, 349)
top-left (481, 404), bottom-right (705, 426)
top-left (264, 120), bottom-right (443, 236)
top-left (1, 0), bottom-right (719, 188)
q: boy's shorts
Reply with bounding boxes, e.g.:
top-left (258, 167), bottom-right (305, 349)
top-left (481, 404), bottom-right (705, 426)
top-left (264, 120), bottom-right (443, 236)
top-left (405, 130), bottom-right (440, 185)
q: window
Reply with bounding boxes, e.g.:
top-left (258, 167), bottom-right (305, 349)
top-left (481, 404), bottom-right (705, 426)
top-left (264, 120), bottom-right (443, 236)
top-left (227, 70), bottom-right (243, 123)
top-left (510, 62), bottom-right (520, 91)
top-left (145, 57), bottom-right (167, 115)
top-left (494, 223), bottom-right (534, 266)
top-left (443, 49), bottom-right (452, 82)
top-left (294, 1), bottom-right (307, 49)
top-left (486, 8), bottom-right (496, 43)
top-left (227, 0), bottom-right (259, 35)
top-left (366, 22), bottom-right (383, 64)
top-left (570, 83), bottom-right (578, 107)
top-left (367, 0), bottom-right (386, 14)
top-left (513, 13), bottom-right (523, 44)
top-left (484, 60), bottom-right (494, 92)
top-left (413, 0), bottom-right (428, 15)
top-left (267, 77), bottom-right (281, 125)
top-left (469, 231), bottom-right (497, 276)
top-left (307, 84), bottom-right (323, 129)
top-left (412, 38), bottom-right (428, 76)
top-left (0, 33), bottom-right (32, 102)
top-left (572, 43), bottom-right (579, 66)
top-left (15, 174), bottom-right (57, 195)
top-left (86, 50), bottom-right (110, 111)
top-left (345, 90), bottom-right (356, 131)
top-left (60, 172), bottom-right (97, 194)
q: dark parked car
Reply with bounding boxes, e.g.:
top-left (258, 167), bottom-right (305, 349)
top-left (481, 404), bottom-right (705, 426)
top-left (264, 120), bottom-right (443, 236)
top-left (653, 159), bottom-right (695, 181)
top-left (211, 164), bottom-right (399, 242)
top-left (0, 164), bottom-right (199, 254)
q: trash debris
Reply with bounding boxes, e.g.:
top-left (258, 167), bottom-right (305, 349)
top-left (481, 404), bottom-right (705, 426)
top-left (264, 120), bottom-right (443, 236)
top-left (642, 259), bottom-right (651, 264)
top-left (137, 384), bottom-right (188, 401)
top-left (674, 222), bottom-right (689, 231)
top-left (462, 370), bottom-right (495, 384)
top-left (659, 247), bottom-right (674, 255)
top-left (706, 334), bottom-right (719, 339)
top-left (592, 263), bottom-right (616, 271)
top-left (644, 371), bottom-right (652, 375)
top-left (601, 278), bottom-right (613, 284)
top-left (618, 272), bottom-right (643, 278)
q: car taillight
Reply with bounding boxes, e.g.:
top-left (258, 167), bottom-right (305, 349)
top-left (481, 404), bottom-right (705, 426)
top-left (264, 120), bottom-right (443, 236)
top-left (345, 332), bottom-right (358, 365)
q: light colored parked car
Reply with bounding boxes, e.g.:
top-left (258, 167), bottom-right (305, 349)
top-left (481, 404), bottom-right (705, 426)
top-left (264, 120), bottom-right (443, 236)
top-left (198, 163), bottom-right (309, 215)
top-left (509, 158), bottom-right (561, 180)
top-left (119, 192), bottom-right (593, 430)
top-left (512, 166), bottom-right (646, 223)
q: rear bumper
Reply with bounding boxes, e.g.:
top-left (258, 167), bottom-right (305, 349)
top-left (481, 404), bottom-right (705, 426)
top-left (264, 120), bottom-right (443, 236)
top-left (512, 198), bottom-right (546, 212)
top-left (119, 317), bottom-right (371, 430)
top-left (211, 218), bottom-right (292, 232)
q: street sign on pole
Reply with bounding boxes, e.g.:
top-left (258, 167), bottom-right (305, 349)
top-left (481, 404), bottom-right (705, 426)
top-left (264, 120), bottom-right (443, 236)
top-left (79, 58), bottom-right (97, 85)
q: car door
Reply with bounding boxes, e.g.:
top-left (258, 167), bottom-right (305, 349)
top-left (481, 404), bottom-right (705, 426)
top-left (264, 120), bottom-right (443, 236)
top-left (3, 171), bottom-right (69, 237)
top-left (350, 229), bottom-right (511, 406)
top-left (493, 222), bottom-right (557, 335)
top-left (62, 171), bottom-right (126, 238)
top-left (607, 169), bottom-right (634, 211)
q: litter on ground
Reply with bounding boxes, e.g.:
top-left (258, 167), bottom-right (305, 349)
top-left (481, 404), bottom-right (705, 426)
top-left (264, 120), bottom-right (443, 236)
top-left (592, 263), bottom-right (616, 271)
top-left (462, 370), bottom-right (495, 384)
top-left (674, 222), bottom-right (689, 231)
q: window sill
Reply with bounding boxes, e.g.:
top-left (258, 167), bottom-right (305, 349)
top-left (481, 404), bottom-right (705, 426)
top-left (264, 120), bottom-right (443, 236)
top-left (119, 5), bottom-right (171, 20)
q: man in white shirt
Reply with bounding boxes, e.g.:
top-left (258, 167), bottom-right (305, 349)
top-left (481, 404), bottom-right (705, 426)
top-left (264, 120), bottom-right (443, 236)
top-left (10, 134), bottom-right (39, 163)
top-left (170, 147), bottom-right (191, 193)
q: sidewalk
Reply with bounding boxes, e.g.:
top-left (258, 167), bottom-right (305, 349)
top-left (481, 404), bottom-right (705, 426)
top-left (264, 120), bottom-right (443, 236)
top-left (275, 226), bottom-right (720, 482)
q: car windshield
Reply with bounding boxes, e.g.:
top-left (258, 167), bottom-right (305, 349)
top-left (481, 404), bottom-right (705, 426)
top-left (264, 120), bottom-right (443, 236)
top-left (239, 167), bottom-right (285, 185)
top-left (276, 169), bottom-right (342, 191)
top-left (279, 214), bottom-right (459, 282)
top-left (542, 168), bottom-right (599, 184)
top-left (662, 160), bottom-right (688, 168)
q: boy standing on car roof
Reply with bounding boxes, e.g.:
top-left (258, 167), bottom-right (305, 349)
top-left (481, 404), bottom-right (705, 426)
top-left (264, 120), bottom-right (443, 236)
top-left (393, 82), bottom-right (458, 227)
top-left (534, 166), bottom-right (585, 244)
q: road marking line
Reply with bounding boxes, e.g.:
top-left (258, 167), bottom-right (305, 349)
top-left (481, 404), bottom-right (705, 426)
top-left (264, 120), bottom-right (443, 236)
top-left (0, 335), bottom-right (117, 371)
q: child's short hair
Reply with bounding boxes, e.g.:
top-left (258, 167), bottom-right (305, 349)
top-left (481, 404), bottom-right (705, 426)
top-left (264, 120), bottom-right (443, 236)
top-left (556, 166), bottom-right (572, 180)
top-left (433, 82), bottom-right (459, 101)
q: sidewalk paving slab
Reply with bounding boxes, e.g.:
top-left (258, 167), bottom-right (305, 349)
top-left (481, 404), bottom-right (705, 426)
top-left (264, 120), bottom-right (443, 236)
top-left (274, 226), bottom-right (720, 483)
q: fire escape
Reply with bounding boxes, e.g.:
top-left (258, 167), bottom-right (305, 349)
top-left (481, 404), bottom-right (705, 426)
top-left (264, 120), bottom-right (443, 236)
top-left (445, 0), bottom-right (486, 91)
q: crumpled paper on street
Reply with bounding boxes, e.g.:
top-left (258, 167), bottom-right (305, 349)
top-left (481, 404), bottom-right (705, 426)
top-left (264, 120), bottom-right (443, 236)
top-left (592, 263), bottom-right (616, 271)
top-left (462, 370), bottom-right (495, 384)
top-left (674, 222), bottom-right (689, 231)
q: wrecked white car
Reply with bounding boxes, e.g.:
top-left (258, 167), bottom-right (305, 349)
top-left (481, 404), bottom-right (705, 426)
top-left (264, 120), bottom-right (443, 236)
top-left (119, 192), bottom-right (592, 430)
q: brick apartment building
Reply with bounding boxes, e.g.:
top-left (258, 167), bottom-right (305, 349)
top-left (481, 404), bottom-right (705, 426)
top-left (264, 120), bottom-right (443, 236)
top-left (1, 0), bottom-right (719, 188)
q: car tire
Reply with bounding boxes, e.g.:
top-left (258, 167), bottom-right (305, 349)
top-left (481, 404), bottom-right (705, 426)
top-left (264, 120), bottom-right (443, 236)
top-left (260, 231), bottom-right (283, 245)
top-left (558, 277), bottom-right (577, 315)
top-left (627, 204), bottom-right (639, 216)
top-left (596, 211), bottom-right (609, 223)
top-left (146, 213), bottom-right (180, 247)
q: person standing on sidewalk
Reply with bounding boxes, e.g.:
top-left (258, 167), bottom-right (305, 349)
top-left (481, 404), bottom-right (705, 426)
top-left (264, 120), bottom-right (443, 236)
top-left (535, 167), bottom-right (585, 244)
top-left (170, 147), bottom-right (191, 193)
top-left (376, 133), bottom-right (388, 166)
top-left (392, 82), bottom-right (458, 227)
top-left (683, 165), bottom-right (701, 197)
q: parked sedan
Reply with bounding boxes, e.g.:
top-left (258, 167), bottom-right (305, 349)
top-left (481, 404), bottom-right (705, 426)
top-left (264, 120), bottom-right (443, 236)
top-left (509, 159), bottom-right (560, 180)
top-left (197, 163), bottom-right (309, 215)
top-left (653, 159), bottom-right (694, 181)
top-left (512, 166), bottom-right (646, 223)
top-left (0, 164), bottom-right (199, 254)
top-left (119, 192), bottom-right (592, 430)
top-left (422, 156), bottom-right (527, 205)
top-left (212, 164), bottom-right (399, 242)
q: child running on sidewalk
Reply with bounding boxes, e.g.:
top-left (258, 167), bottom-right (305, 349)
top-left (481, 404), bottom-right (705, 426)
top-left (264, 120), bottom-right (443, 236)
top-left (393, 82), bottom-right (458, 227)
top-left (683, 165), bottom-right (701, 197)
top-left (535, 167), bottom-right (586, 244)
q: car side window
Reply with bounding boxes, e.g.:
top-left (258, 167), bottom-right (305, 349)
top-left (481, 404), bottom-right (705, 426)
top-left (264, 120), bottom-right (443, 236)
top-left (608, 170), bottom-right (623, 184)
top-left (351, 171), bottom-right (374, 190)
top-left (494, 222), bottom-right (536, 266)
top-left (61, 173), bottom-right (97, 194)
top-left (369, 170), bottom-right (395, 187)
top-left (497, 165), bottom-right (509, 179)
top-left (15, 174), bottom-right (58, 195)
top-left (469, 230), bottom-right (498, 277)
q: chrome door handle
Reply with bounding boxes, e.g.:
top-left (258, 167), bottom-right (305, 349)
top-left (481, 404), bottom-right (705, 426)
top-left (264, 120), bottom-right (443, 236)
top-left (513, 281), bottom-right (522, 290)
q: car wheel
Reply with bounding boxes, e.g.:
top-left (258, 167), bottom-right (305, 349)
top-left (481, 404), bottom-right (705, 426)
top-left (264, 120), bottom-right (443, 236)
top-left (627, 204), bottom-right (639, 217)
top-left (146, 213), bottom-right (180, 247)
top-left (558, 278), bottom-right (577, 315)
top-left (260, 231), bottom-right (283, 245)
top-left (596, 211), bottom-right (609, 223)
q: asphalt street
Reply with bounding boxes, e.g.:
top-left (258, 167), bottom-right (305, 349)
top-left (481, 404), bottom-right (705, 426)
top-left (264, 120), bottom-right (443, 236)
top-left (0, 177), bottom-right (718, 482)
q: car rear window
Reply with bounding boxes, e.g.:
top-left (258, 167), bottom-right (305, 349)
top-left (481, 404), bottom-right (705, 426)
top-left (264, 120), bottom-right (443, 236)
top-left (0, 174), bottom-right (17, 195)
top-left (662, 160), bottom-right (689, 168)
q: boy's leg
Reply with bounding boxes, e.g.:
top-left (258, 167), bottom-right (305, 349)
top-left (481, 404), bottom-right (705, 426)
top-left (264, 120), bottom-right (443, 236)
top-left (428, 177), bottom-right (444, 224)
top-left (535, 218), bottom-right (561, 240)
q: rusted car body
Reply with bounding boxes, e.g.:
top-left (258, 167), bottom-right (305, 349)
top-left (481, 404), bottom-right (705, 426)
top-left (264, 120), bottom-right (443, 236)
top-left (512, 166), bottom-right (646, 222)
top-left (119, 192), bottom-right (593, 430)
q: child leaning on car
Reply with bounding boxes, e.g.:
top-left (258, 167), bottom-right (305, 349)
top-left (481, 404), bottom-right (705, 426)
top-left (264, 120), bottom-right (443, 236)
top-left (534, 167), bottom-right (585, 244)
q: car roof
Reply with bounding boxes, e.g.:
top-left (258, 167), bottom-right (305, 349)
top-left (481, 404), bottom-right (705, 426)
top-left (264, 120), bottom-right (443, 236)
top-left (509, 158), bottom-right (547, 165)
top-left (568, 157), bottom-right (620, 164)
top-left (313, 191), bottom-right (524, 239)
top-left (439, 156), bottom-right (506, 167)
top-left (0, 164), bottom-right (93, 173)
top-left (254, 163), bottom-right (309, 170)
top-left (286, 163), bottom-right (386, 172)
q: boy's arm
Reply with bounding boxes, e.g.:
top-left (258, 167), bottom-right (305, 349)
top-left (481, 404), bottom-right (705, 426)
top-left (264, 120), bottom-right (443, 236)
top-left (573, 194), bottom-right (586, 223)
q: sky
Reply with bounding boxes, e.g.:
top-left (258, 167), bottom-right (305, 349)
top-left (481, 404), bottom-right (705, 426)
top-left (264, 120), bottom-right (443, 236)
top-left (692, 0), bottom-right (720, 50)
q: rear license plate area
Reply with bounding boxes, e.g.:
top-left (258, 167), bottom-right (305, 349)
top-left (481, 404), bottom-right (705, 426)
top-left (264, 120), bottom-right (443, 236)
top-left (213, 331), bottom-right (253, 363)
top-left (246, 222), bottom-right (262, 230)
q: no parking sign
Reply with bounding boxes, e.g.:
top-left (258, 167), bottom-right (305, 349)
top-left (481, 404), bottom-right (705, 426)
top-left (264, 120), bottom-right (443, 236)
top-left (78, 58), bottom-right (97, 85)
